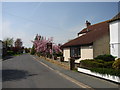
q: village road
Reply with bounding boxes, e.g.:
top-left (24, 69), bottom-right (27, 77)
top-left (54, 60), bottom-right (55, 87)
top-left (2, 54), bottom-right (81, 88)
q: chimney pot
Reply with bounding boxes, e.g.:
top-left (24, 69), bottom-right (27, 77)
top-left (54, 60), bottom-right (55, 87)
top-left (86, 20), bottom-right (91, 27)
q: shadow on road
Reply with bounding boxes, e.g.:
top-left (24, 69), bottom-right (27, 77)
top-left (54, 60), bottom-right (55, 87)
top-left (2, 69), bottom-right (37, 82)
top-left (2, 56), bottom-right (13, 61)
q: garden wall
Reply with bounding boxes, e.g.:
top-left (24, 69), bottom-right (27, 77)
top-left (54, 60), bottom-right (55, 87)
top-left (77, 67), bottom-right (120, 83)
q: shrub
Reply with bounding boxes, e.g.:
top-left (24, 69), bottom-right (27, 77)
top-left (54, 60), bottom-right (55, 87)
top-left (80, 59), bottom-right (114, 69)
top-left (30, 46), bottom-right (35, 55)
top-left (96, 59), bottom-right (105, 63)
top-left (37, 52), bottom-right (41, 57)
top-left (94, 54), bottom-right (115, 62)
top-left (80, 59), bottom-right (104, 69)
top-left (103, 61), bottom-right (114, 68)
top-left (7, 51), bottom-right (14, 55)
top-left (90, 68), bottom-right (120, 77)
top-left (56, 52), bottom-right (63, 57)
top-left (112, 58), bottom-right (120, 70)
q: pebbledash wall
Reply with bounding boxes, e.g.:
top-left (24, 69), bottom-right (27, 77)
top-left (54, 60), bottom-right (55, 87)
top-left (109, 20), bottom-right (120, 58)
top-left (93, 33), bottom-right (110, 58)
top-left (80, 46), bottom-right (93, 60)
top-left (63, 46), bottom-right (93, 63)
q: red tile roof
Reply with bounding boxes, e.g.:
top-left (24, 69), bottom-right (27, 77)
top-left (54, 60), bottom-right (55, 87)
top-left (62, 20), bottom-right (109, 48)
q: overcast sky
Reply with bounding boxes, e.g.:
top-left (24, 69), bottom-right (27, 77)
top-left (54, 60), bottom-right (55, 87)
top-left (1, 1), bottom-right (119, 48)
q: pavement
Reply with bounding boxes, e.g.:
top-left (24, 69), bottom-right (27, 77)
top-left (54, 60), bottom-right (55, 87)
top-left (2, 54), bottom-right (120, 89)
top-left (33, 54), bottom-right (119, 89)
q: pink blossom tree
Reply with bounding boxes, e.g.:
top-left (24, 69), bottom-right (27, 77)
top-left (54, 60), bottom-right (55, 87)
top-left (32, 34), bottom-right (62, 58)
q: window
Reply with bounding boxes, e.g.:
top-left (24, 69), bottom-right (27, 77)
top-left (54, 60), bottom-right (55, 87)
top-left (70, 46), bottom-right (80, 58)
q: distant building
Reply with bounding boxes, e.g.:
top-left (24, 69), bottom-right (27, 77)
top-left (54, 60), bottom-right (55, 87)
top-left (62, 20), bottom-right (110, 63)
top-left (109, 12), bottom-right (120, 58)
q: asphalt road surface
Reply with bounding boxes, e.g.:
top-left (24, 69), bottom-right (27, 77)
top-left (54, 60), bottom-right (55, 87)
top-left (2, 54), bottom-right (119, 89)
top-left (2, 54), bottom-right (82, 88)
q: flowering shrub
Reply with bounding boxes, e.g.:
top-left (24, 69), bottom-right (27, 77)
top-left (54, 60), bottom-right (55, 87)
top-left (32, 34), bottom-right (62, 58)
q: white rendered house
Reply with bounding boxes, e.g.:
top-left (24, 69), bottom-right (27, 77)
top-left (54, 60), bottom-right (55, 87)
top-left (109, 13), bottom-right (120, 58)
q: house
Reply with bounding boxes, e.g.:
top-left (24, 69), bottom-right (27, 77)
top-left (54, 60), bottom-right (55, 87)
top-left (0, 40), bottom-right (2, 59)
top-left (62, 20), bottom-right (110, 63)
top-left (109, 12), bottom-right (120, 59)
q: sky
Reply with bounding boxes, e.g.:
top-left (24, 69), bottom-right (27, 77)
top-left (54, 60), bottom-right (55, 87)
top-left (1, 1), bottom-right (119, 48)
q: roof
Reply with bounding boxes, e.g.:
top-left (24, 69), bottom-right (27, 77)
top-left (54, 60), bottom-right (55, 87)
top-left (109, 12), bottom-right (120, 22)
top-left (78, 20), bottom-right (109, 35)
top-left (62, 20), bottom-right (109, 48)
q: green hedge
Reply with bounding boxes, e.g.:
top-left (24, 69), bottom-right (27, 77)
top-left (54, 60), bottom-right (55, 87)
top-left (94, 54), bottom-right (115, 62)
top-left (90, 68), bottom-right (120, 77)
top-left (7, 51), bottom-right (14, 55)
top-left (80, 59), bottom-right (114, 69)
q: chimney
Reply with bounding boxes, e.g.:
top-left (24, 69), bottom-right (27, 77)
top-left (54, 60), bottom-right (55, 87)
top-left (86, 20), bottom-right (91, 27)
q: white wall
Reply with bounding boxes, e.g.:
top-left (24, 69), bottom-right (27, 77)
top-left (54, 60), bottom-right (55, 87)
top-left (78, 67), bottom-right (120, 83)
top-left (110, 20), bottom-right (120, 58)
top-left (63, 48), bottom-right (70, 61)
top-left (110, 21), bottom-right (119, 43)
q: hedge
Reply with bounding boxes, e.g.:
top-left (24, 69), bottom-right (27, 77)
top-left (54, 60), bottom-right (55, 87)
top-left (90, 68), bottom-right (120, 77)
top-left (80, 59), bottom-right (104, 69)
top-left (80, 59), bottom-right (114, 69)
top-left (94, 54), bottom-right (115, 62)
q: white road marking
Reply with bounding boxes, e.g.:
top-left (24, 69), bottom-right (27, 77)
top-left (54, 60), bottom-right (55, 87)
top-left (31, 56), bottom-right (94, 89)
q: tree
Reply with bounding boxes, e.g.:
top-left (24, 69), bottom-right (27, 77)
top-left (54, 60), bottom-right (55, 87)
top-left (24, 48), bottom-right (30, 53)
top-left (14, 38), bottom-right (23, 54)
top-left (3, 37), bottom-right (14, 47)
top-left (30, 46), bottom-right (35, 55)
top-left (32, 34), bottom-right (62, 58)
top-left (15, 38), bottom-right (22, 48)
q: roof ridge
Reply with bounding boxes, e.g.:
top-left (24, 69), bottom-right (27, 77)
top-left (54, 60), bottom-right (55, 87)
top-left (78, 20), bottom-right (109, 34)
top-left (89, 20), bottom-right (109, 27)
